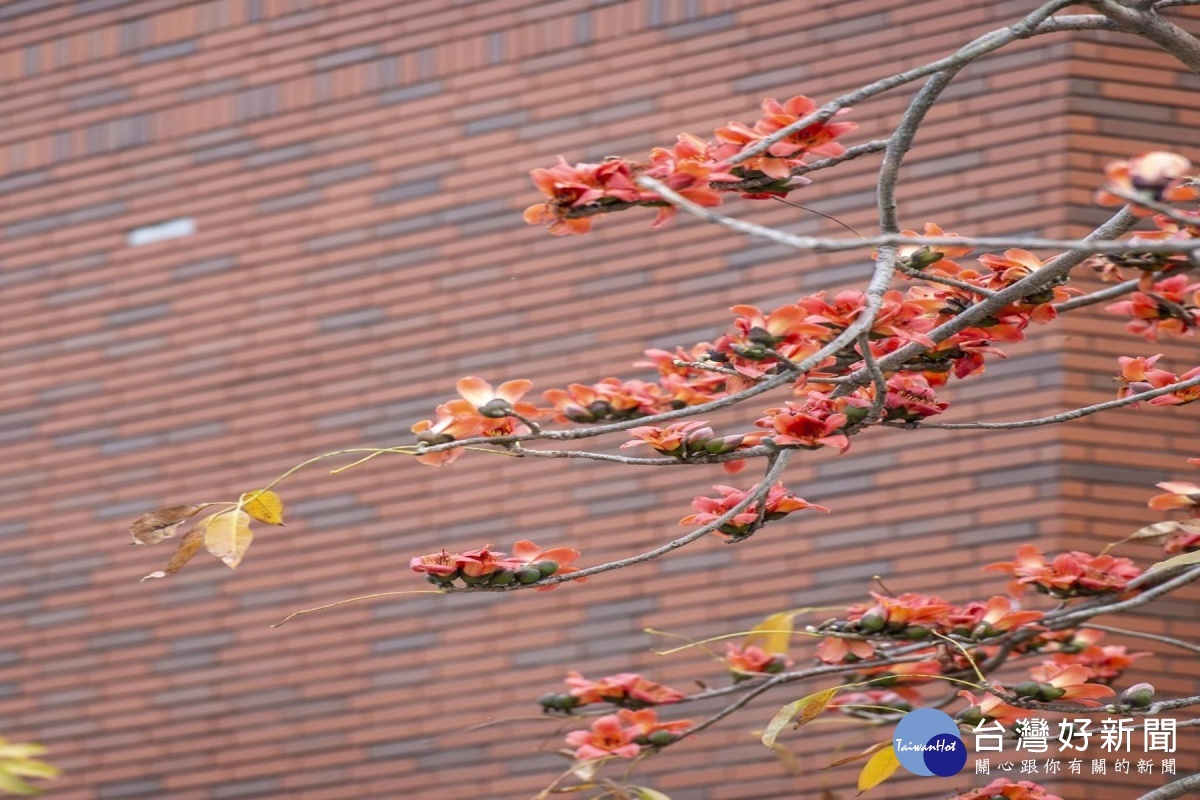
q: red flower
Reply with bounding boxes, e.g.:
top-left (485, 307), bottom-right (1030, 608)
top-left (1046, 643), bottom-right (1147, 684)
top-left (1115, 354), bottom-right (1176, 401)
top-left (984, 544), bottom-right (1141, 597)
top-left (617, 708), bottom-right (692, 738)
top-left (951, 778), bottom-right (1065, 800)
top-left (564, 672), bottom-right (685, 708)
top-left (957, 686), bottom-right (1031, 726)
top-left (1027, 663), bottom-right (1116, 705)
top-left (815, 637), bottom-right (875, 665)
top-left (725, 644), bottom-right (792, 677)
top-left (1105, 274), bottom-right (1200, 342)
top-left (1096, 151), bottom-right (1198, 213)
top-left (1147, 366), bottom-right (1200, 407)
top-left (755, 394), bottom-right (850, 452)
top-left (679, 482), bottom-right (829, 537)
top-left (564, 713), bottom-right (641, 760)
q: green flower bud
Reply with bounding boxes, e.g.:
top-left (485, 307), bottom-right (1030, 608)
top-left (515, 567), bottom-right (543, 584)
top-left (904, 626), bottom-right (932, 641)
top-left (857, 614), bottom-right (887, 634)
top-left (647, 730), bottom-right (674, 747)
top-left (1120, 683), bottom-right (1155, 708)
top-left (1013, 681), bottom-right (1043, 698)
top-left (536, 561), bottom-right (559, 577)
top-left (957, 706), bottom-right (984, 726)
top-left (489, 570), bottom-right (515, 586)
top-left (1039, 686), bottom-right (1067, 701)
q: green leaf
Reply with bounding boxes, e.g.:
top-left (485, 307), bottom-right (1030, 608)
top-left (761, 686), bottom-right (839, 747)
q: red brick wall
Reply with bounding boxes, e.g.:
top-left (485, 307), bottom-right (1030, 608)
top-left (1, 1), bottom-right (1198, 798)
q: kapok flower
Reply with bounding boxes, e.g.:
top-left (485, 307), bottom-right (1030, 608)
top-left (1046, 643), bottom-right (1148, 684)
top-left (957, 686), bottom-right (1031, 727)
top-left (523, 157), bottom-right (642, 235)
top-left (848, 592), bottom-right (955, 634)
top-left (815, 636), bottom-right (875, 665)
top-left (984, 544), bottom-right (1141, 598)
top-left (1148, 366), bottom-right (1200, 407)
top-left (454, 376), bottom-right (541, 421)
top-left (725, 644), bottom-right (792, 677)
top-left (1149, 480), bottom-right (1200, 513)
top-left (829, 688), bottom-right (915, 717)
top-left (1096, 151), bottom-right (1198, 213)
top-left (409, 549), bottom-right (463, 578)
top-left (951, 778), bottom-right (1065, 800)
top-left (564, 672), bottom-right (685, 708)
top-left (1026, 663), bottom-right (1116, 705)
top-left (564, 713), bottom-right (641, 760)
top-left (713, 96), bottom-right (857, 180)
top-left (617, 708), bottom-right (693, 739)
top-left (679, 482), bottom-right (829, 537)
top-left (1115, 354), bottom-right (1176, 401)
top-left (951, 596), bottom-right (1045, 639)
top-left (1105, 275), bottom-right (1200, 342)
top-left (508, 539), bottom-right (584, 591)
top-left (755, 395), bottom-right (850, 452)
top-left (621, 420), bottom-right (735, 458)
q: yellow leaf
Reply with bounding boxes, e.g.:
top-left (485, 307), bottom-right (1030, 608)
top-left (0, 770), bottom-right (39, 796)
top-left (744, 609), bottom-right (808, 656)
top-left (856, 745), bottom-right (900, 795)
top-left (240, 489), bottom-right (285, 526)
top-left (140, 527), bottom-right (206, 582)
top-left (1150, 548), bottom-right (1200, 572)
top-left (629, 788), bottom-right (673, 800)
top-left (761, 686), bottom-right (839, 747)
top-left (203, 510), bottom-right (254, 570)
top-left (129, 504), bottom-right (203, 545)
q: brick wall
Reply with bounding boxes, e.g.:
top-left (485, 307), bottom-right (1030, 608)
top-left (1, 1), bottom-right (1198, 798)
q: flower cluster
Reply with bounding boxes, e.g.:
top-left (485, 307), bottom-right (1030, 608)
top-left (410, 540), bottom-right (581, 591)
top-left (1114, 355), bottom-right (1200, 407)
top-left (411, 377), bottom-right (541, 466)
top-left (1095, 151), bottom-right (1198, 212)
top-left (679, 482), bottom-right (829, 538)
top-left (564, 709), bottom-right (693, 761)
top-left (984, 545), bottom-right (1141, 598)
top-left (524, 95), bottom-right (857, 235)
top-left (539, 672), bottom-right (686, 712)
top-left (622, 421), bottom-right (753, 473)
top-left (1041, 629), bottom-right (1147, 684)
top-left (949, 778), bottom-right (1064, 800)
top-left (725, 644), bottom-right (791, 680)
top-left (1150, 456), bottom-right (1200, 554)
top-left (1105, 274), bottom-right (1200, 342)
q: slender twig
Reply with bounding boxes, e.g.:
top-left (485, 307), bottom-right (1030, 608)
top-left (887, 373), bottom-right (1200, 430)
top-left (1080, 623), bottom-right (1200, 656)
top-left (726, 0), bottom-right (1077, 167)
top-left (1055, 277), bottom-right (1142, 311)
top-left (440, 449), bottom-right (796, 590)
top-left (1102, 184), bottom-right (1200, 226)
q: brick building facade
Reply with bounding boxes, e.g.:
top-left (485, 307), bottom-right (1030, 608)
top-left (1, 1), bottom-right (1198, 798)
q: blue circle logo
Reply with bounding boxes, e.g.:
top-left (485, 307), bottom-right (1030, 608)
top-left (893, 708), bottom-right (966, 777)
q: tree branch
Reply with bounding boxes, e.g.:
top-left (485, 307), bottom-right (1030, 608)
top-left (1088, 0), bottom-right (1200, 73)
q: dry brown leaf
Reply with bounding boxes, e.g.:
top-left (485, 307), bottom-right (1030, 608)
top-left (140, 527), bottom-right (206, 582)
top-left (129, 505), bottom-right (202, 545)
top-left (241, 489), bottom-right (285, 526)
top-left (761, 686), bottom-right (840, 747)
top-left (823, 741), bottom-right (890, 770)
top-left (203, 510), bottom-right (254, 570)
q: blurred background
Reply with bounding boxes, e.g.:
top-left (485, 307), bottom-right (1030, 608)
top-left (1, 0), bottom-right (1199, 797)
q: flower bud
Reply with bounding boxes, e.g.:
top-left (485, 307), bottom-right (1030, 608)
top-left (416, 431), bottom-right (456, 446)
top-left (903, 625), bottom-right (932, 641)
top-left (1039, 686), bottom-right (1067, 701)
top-left (957, 706), bottom-right (984, 726)
top-left (857, 613), bottom-right (887, 634)
top-left (1120, 683), bottom-right (1155, 708)
top-left (477, 398), bottom-right (513, 419)
top-left (907, 247), bottom-right (945, 271)
top-left (648, 730), bottom-right (674, 747)
top-left (1013, 681), bottom-right (1043, 698)
top-left (489, 569), bottom-right (515, 586)
top-left (515, 567), bottom-right (543, 584)
top-left (536, 560), bottom-right (559, 577)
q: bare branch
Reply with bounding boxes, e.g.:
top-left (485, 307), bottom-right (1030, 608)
top-left (1055, 277), bottom-right (1142, 311)
top-left (1081, 622), bottom-right (1200, 656)
top-left (1088, 0), bottom-right (1200, 73)
top-left (727, 0), bottom-right (1076, 167)
top-left (1102, 184), bottom-right (1200, 226)
top-left (891, 372), bottom-right (1200, 430)
top-left (1135, 773), bottom-right (1200, 800)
